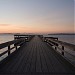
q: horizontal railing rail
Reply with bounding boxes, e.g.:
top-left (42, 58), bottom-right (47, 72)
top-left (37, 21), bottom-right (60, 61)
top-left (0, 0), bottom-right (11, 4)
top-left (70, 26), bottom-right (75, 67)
top-left (44, 37), bottom-right (58, 40)
top-left (44, 37), bottom-right (75, 56)
top-left (14, 35), bottom-right (35, 41)
top-left (0, 35), bottom-right (35, 60)
top-left (0, 38), bottom-right (26, 57)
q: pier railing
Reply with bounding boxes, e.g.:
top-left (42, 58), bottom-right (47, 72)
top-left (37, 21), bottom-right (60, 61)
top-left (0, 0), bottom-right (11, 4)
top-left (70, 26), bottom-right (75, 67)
top-left (0, 35), bottom-right (34, 60)
top-left (43, 37), bottom-right (75, 57)
top-left (0, 38), bottom-right (26, 57)
top-left (14, 35), bottom-right (35, 41)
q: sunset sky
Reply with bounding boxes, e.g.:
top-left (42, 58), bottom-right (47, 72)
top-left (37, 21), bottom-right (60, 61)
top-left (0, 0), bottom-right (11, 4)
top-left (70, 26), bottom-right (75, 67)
top-left (0, 0), bottom-right (74, 34)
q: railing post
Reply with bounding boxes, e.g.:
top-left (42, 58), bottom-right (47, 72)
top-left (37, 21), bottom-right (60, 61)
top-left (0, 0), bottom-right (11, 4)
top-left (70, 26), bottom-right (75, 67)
top-left (8, 45), bottom-right (10, 55)
top-left (57, 38), bottom-right (58, 40)
top-left (62, 46), bottom-right (64, 56)
top-left (27, 37), bottom-right (28, 41)
top-left (15, 46), bottom-right (17, 50)
top-left (55, 46), bottom-right (57, 50)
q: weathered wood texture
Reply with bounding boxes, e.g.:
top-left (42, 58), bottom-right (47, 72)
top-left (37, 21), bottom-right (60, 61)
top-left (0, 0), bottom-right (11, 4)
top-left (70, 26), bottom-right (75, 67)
top-left (0, 36), bottom-right (75, 74)
top-left (44, 37), bottom-right (75, 51)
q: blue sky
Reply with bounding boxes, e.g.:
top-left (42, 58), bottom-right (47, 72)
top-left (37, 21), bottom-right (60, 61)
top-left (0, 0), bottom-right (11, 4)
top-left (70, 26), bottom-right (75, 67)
top-left (0, 0), bottom-right (74, 33)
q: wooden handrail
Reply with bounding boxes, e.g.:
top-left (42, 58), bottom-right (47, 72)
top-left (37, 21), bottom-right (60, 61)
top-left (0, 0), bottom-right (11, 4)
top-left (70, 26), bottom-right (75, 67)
top-left (44, 37), bottom-right (75, 57)
top-left (44, 37), bottom-right (58, 40)
top-left (0, 35), bottom-right (35, 60)
top-left (0, 38), bottom-right (26, 58)
top-left (0, 46), bottom-right (15, 57)
top-left (46, 38), bottom-right (75, 51)
top-left (0, 39), bottom-right (25, 49)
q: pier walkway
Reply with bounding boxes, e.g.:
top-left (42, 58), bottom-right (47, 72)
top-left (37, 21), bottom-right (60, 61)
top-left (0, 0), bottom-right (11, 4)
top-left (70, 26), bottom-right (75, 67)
top-left (0, 36), bottom-right (75, 74)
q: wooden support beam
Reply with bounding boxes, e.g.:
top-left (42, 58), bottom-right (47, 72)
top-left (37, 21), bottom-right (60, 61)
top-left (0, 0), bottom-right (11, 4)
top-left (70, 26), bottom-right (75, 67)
top-left (55, 46), bottom-right (57, 50)
top-left (8, 45), bottom-right (10, 55)
top-left (62, 46), bottom-right (64, 56)
top-left (15, 46), bottom-right (17, 50)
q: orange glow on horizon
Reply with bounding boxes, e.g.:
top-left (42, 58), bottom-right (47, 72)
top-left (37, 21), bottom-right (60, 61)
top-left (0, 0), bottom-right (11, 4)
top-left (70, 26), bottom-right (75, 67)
top-left (0, 23), bottom-right (74, 34)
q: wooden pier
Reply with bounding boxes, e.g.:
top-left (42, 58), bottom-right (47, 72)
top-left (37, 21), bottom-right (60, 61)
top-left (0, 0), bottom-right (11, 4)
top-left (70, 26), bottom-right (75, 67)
top-left (0, 35), bottom-right (75, 74)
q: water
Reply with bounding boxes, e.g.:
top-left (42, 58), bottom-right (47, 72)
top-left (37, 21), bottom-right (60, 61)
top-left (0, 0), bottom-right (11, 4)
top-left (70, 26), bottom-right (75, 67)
top-left (0, 34), bottom-right (75, 65)
top-left (0, 34), bottom-right (14, 44)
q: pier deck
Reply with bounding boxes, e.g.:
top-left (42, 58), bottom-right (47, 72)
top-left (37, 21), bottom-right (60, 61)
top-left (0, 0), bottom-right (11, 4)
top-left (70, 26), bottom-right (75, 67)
top-left (0, 36), bottom-right (75, 74)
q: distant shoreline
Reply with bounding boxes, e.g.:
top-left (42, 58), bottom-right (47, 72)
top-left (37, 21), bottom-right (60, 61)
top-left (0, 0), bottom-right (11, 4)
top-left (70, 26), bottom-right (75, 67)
top-left (0, 33), bottom-right (75, 35)
top-left (48, 33), bottom-right (75, 35)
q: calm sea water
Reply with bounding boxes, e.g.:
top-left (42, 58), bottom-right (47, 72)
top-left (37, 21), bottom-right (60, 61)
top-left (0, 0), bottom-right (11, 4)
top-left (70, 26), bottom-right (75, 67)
top-left (0, 34), bottom-right (14, 44)
top-left (0, 34), bottom-right (75, 65)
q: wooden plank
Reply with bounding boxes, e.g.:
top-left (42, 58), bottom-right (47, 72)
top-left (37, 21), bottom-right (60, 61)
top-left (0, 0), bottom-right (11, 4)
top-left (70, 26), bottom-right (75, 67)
top-left (0, 36), bottom-right (75, 74)
top-left (44, 46), bottom-right (66, 73)
top-left (41, 43), bottom-right (54, 72)
top-left (0, 43), bottom-right (28, 73)
top-left (39, 43), bottom-right (48, 72)
top-left (44, 43), bottom-right (75, 73)
top-left (11, 44), bottom-right (30, 73)
top-left (15, 37), bottom-right (35, 73)
top-left (30, 38), bottom-right (37, 72)
top-left (35, 37), bottom-right (42, 72)
top-left (22, 42), bottom-right (34, 73)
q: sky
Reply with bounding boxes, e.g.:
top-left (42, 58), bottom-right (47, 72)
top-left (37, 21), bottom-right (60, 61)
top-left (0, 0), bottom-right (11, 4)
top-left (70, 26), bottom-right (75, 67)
top-left (0, 0), bottom-right (74, 34)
